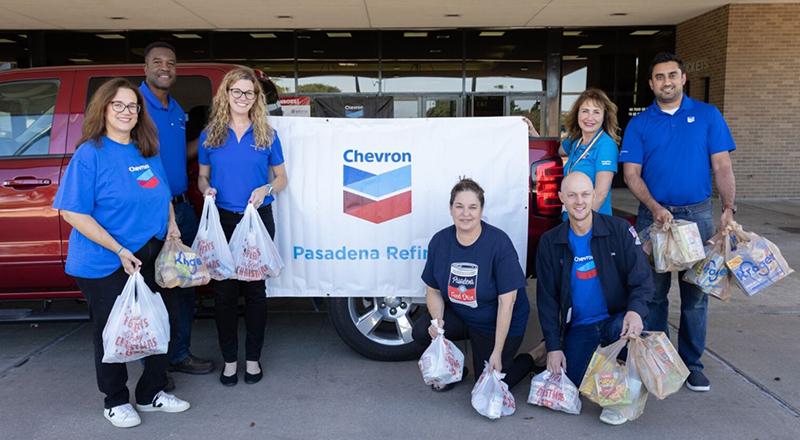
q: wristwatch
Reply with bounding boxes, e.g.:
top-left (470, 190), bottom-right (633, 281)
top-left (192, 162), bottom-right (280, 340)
top-left (722, 204), bottom-right (737, 214)
top-left (266, 184), bottom-right (274, 197)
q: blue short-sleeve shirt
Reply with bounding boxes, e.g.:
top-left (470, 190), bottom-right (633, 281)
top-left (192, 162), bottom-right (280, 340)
top-left (562, 131), bottom-right (618, 217)
top-left (198, 127), bottom-right (285, 213)
top-left (140, 82), bottom-right (187, 197)
top-left (53, 137), bottom-right (171, 278)
top-left (619, 96), bottom-right (736, 206)
top-left (421, 222), bottom-right (530, 336)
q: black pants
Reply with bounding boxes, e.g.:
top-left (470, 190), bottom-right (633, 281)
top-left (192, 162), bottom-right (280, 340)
top-left (412, 303), bottom-right (533, 389)
top-left (75, 237), bottom-right (179, 409)
top-left (215, 204), bottom-right (275, 363)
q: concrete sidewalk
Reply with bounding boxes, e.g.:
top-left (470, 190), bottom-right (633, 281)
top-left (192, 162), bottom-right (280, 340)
top-left (0, 191), bottom-right (798, 439)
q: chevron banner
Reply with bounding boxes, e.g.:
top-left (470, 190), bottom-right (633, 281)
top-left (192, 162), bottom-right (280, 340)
top-left (267, 116), bottom-right (529, 298)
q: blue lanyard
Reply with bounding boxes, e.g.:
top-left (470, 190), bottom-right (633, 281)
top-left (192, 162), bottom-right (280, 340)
top-left (567, 128), bottom-right (604, 174)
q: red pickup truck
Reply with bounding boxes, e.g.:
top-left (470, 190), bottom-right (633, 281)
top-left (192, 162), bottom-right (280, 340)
top-left (0, 63), bottom-right (563, 361)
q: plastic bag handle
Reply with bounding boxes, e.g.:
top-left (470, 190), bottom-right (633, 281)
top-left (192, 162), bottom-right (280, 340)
top-left (430, 319), bottom-right (444, 335)
top-left (199, 195), bottom-right (214, 233)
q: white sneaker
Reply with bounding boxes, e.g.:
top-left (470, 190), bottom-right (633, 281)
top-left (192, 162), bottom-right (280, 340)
top-left (599, 407), bottom-right (628, 426)
top-left (104, 403), bottom-right (141, 428)
top-left (136, 391), bottom-right (191, 413)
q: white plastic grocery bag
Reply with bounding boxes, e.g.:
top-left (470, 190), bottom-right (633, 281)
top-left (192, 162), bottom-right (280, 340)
top-left (418, 319), bottom-right (465, 386)
top-left (192, 195), bottom-right (235, 281)
top-left (527, 367), bottom-right (581, 415)
top-left (471, 362), bottom-right (516, 419)
top-left (102, 271), bottom-right (170, 363)
top-left (229, 203), bottom-right (284, 281)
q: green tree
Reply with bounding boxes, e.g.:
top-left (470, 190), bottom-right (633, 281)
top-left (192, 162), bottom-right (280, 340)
top-left (297, 83), bottom-right (342, 93)
top-left (426, 100), bottom-right (457, 117)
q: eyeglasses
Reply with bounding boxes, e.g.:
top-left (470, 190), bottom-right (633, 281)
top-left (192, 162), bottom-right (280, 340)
top-left (109, 101), bottom-right (142, 114)
top-left (228, 88), bottom-right (256, 100)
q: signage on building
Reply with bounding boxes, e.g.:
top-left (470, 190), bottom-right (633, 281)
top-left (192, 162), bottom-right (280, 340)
top-left (685, 59), bottom-right (709, 74)
top-left (266, 116), bottom-right (529, 297)
top-left (279, 96), bottom-right (312, 117)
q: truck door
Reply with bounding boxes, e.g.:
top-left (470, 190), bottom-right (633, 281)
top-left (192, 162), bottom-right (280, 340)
top-left (0, 71), bottom-right (73, 291)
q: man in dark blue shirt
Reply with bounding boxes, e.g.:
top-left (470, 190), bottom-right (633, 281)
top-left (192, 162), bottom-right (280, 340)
top-left (140, 42), bottom-right (214, 378)
top-left (536, 171), bottom-right (653, 425)
top-left (620, 52), bottom-right (737, 393)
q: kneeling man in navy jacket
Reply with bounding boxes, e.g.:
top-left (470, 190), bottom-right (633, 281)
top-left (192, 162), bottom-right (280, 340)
top-left (536, 171), bottom-right (653, 425)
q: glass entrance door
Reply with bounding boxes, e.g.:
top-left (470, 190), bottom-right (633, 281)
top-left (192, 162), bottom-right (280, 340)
top-left (423, 96), bottom-right (461, 117)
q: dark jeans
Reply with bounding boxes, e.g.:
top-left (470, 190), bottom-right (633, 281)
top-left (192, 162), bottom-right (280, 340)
top-left (215, 204), bottom-right (275, 363)
top-left (562, 311), bottom-right (637, 386)
top-left (75, 237), bottom-right (179, 409)
top-left (412, 304), bottom-right (533, 389)
top-left (169, 199), bottom-right (200, 364)
top-left (636, 198), bottom-right (714, 372)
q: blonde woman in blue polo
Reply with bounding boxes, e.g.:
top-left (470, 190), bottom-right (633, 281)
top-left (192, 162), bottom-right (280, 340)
top-left (198, 67), bottom-right (287, 387)
top-left (559, 88), bottom-right (621, 221)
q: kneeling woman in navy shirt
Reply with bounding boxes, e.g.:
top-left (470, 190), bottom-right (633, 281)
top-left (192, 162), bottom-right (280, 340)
top-left (53, 78), bottom-right (189, 428)
top-left (412, 178), bottom-right (534, 391)
top-left (198, 67), bottom-right (288, 386)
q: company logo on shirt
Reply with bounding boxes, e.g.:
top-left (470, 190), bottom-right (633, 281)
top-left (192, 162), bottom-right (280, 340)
top-left (129, 164), bottom-right (159, 188)
top-left (342, 149), bottom-right (412, 224)
top-left (574, 255), bottom-right (597, 280)
top-left (448, 262), bottom-right (478, 308)
top-left (687, 116), bottom-right (695, 123)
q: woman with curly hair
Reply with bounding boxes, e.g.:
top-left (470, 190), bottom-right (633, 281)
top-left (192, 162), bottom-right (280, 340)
top-left (198, 67), bottom-right (288, 386)
top-left (559, 88), bottom-right (621, 220)
top-left (53, 78), bottom-right (189, 428)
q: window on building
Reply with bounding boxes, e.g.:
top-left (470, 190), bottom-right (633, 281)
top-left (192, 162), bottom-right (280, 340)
top-left (382, 30), bottom-right (464, 93)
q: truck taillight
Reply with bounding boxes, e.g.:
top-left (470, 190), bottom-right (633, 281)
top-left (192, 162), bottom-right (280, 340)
top-left (531, 159), bottom-right (563, 217)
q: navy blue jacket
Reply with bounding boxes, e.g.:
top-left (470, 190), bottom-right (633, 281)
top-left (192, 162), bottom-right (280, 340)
top-left (536, 212), bottom-right (654, 352)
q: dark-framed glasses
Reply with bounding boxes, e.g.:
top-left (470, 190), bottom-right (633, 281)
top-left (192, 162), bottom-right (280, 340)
top-left (109, 101), bottom-right (142, 114)
top-left (229, 88), bottom-right (256, 100)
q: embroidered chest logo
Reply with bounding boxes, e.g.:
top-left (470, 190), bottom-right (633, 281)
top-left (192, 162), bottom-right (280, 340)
top-left (687, 116), bottom-right (695, 123)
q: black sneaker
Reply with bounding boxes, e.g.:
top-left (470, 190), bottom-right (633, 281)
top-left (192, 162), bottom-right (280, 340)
top-left (686, 370), bottom-right (710, 392)
top-left (169, 354), bottom-right (215, 375)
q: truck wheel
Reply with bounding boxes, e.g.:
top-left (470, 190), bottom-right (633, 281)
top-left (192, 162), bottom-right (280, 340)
top-left (328, 296), bottom-right (426, 361)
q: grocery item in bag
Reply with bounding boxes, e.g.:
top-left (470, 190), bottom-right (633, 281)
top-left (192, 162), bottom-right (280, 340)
top-left (683, 233), bottom-right (731, 301)
top-left (192, 195), bottom-right (235, 280)
top-left (644, 220), bottom-right (705, 272)
top-left (471, 362), bottom-right (515, 419)
top-left (726, 233), bottom-right (793, 296)
top-left (155, 238), bottom-right (211, 288)
top-left (102, 271), bottom-right (170, 363)
top-left (630, 332), bottom-right (689, 400)
top-left (229, 203), bottom-right (284, 281)
top-left (418, 320), bottom-right (464, 387)
top-left (580, 337), bottom-right (648, 421)
top-left (527, 368), bottom-right (581, 415)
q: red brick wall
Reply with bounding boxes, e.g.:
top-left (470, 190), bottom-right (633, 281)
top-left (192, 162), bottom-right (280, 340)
top-left (677, 4), bottom-right (800, 198)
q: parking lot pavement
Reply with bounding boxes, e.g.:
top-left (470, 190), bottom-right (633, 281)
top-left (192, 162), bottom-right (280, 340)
top-left (1, 302), bottom-right (800, 439)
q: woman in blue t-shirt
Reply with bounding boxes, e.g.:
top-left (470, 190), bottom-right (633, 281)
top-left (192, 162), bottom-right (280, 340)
top-left (198, 67), bottom-right (287, 387)
top-left (560, 88), bottom-right (621, 220)
top-left (411, 178), bottom-right (535, 391)
top-left (53, 78), bottom-right (190, 428)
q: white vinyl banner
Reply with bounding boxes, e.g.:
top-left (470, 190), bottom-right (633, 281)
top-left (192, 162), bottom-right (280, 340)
top-left (267, 116), bottom-right (529, 298)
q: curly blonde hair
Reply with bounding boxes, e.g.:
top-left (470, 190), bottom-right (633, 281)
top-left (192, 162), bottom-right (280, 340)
top-left (564, 88), bottom-right (620, 145)
top-left (203, 67), bottom-right (274, 149)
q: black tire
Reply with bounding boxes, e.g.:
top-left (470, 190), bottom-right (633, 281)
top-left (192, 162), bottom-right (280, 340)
top-left (328, 297), bottom-right (426, 361)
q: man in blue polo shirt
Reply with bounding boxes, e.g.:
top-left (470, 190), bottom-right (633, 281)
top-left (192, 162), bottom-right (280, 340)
top-left (141, 42), bottom-right (214, 379)
top-left (620, 52), bottom-right (737, 393)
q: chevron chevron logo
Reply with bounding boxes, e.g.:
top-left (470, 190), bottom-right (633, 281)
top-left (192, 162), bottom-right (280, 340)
top-left (343, 161), bottom-right (412, 224)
